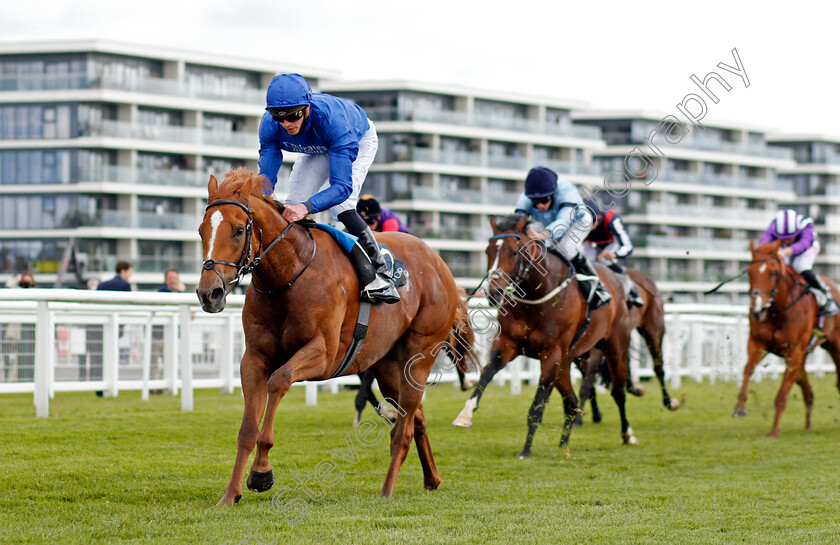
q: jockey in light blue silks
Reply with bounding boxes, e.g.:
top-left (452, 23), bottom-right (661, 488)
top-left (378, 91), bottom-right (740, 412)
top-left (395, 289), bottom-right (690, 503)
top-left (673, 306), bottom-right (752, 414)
top-left (759, 209), bottom-right (839, 316)
top-left (514, 166), bottom-right (612, 308)
top-left (258, 73), bottom-right (399, 304)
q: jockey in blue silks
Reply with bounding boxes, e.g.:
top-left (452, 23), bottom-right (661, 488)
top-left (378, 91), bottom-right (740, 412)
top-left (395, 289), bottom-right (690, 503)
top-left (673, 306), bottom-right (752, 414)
top-left (514, 166), bottom-right (612, 308)
top-left (759, 209), bottom-right (839, 316)
top-left (258, 73), bottom-right (399, 304)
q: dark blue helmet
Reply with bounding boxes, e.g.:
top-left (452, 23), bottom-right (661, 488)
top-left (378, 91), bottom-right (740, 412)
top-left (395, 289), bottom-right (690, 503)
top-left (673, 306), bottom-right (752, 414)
top-left (265, 73), bottom-right (312, 113)
top-left (524, 167), bottom-right (558, 199)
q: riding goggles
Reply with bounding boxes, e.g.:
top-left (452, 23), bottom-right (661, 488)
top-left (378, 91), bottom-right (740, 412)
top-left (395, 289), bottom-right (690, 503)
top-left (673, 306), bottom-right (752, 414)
top-left (268, 107), bottom-right (306, 123)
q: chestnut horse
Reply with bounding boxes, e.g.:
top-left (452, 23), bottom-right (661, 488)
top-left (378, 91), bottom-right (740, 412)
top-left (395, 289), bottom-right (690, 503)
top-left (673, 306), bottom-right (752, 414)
top-left (575, 268), bottom-right (680, 425)
top-left (197, 168), bottom-right (475, 504)
top-left (733, 239), bottom-right (840, 437)
top-left (453, 215), bottom-right (638, 456)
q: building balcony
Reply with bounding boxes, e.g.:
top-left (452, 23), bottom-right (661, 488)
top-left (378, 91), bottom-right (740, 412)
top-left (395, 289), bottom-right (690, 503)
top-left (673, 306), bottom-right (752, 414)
top-left (643, 235), bottom-right (750, 254)
top-left (661, 170), bottom-right (793, 192)
top-left (364, 107), bottom-right (602, 140)
top-left (0, 72), bottom-right (265, 105)
top-left (655, 137), bottom-right (793, 160)
top-left (74, 165), bottom-right (212, 188)
top-left (644, 202), bottom-right (774, 223)
top-left (406, 148), bottom-right (601, 175)
top-left (411, 225), bottom-right (493, 241)
top-left (82, 120), bottom-right (256, 148)
top-left (408, 186), bottom-right (519, 206)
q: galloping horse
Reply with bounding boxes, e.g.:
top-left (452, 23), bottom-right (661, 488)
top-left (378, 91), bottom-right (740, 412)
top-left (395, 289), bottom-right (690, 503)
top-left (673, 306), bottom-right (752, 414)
top-left (734, 239), bottom-right (840, 437)
top-left (575, 268), bottom-right (680, 425)
top-left (197, 168), bottom-right (475, 504)
top-left (453, 215), bottom-right (638, 456)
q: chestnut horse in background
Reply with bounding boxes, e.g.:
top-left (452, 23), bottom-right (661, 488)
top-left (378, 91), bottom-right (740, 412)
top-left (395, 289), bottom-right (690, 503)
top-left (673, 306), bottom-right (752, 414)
top-left (197, 168), bottom-right (475, 504)
top-left (734, 239), bottom-right (840, 437)
top-left (575, 268), bottom-right (680, 426)
top-left (453, 215), bottom-right (639, 456)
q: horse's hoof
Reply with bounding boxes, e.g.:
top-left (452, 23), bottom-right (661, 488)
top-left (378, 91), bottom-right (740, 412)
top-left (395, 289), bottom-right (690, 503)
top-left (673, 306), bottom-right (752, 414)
top-left (518, 451), bottom-right (531, 459)
top-left (668, 398), bottom-right (681, 410)
top-left (452, 415), bottom-right (473, 428)
top-left (353, 412), bottom-right (361, 428)
top-left (246, 469), bottom-right (275, 493)
top-left (592, 413), bottom-right (602, 424)
top-left (216, 494), bottom-right (241, 506)
top-left (461, 380), bottom-right (475, 392)
top-left (378, 405), bottom-right (398, 422)
top-left (622, 435), bottom-right (640, 445)
top-left (424, 477), bottom-right (441, 491)
top-left (630, 385), bottom-right (645, 397)
top-left (732, 407), bottom-right (747, 418)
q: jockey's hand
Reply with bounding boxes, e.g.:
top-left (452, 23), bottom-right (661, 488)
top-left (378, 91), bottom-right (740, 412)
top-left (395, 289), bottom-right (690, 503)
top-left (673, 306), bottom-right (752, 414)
top-left (599, 250), bottom-right (617, 260)
top-left (778, 246), bottom-right (794, 257)
top-left (526, 228), bottom-right (550, 240)
top-left (282, 203), bottom-right (309, 223)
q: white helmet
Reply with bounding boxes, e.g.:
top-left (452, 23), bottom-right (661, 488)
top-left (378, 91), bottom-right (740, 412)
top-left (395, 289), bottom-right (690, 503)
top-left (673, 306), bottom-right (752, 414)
top-left (773, 209), bottom-right (800, 239)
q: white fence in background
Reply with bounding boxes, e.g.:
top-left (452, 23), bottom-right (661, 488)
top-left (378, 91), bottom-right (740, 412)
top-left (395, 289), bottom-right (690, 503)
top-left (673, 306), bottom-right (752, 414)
top-left (0, 291), bottom-right (835, 417)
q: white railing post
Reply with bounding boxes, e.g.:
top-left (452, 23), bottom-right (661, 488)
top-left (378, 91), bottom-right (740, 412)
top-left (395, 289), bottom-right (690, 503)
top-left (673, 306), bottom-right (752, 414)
top-left (33, 301), bottom-right (52, 417)
top-left (305, 382), bottom-right (317, 406)
top-left (668, 314), bottom-right (682, 390)
top-left (220, 314), bottom-right (236, 394)
top-left (179, 305), bottom-right (193, 412)
top-left (141, 315), bottom-right (152, 401)
top-left (164, 313), bottom-right (178, 395)
top-left (103, 312), bottom-right (120, 398)
top-left (510, 357), bottom-right (521, 395)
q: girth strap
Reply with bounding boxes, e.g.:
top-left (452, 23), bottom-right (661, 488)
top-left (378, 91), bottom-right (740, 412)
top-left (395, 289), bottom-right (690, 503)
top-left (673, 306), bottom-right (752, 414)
top-left (331, 301), bottom-right (373, 378)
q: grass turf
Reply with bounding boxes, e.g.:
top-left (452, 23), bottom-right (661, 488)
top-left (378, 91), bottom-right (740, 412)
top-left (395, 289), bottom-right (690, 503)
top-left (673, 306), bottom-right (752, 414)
top-left (1, 376), bottom-right (840, 544)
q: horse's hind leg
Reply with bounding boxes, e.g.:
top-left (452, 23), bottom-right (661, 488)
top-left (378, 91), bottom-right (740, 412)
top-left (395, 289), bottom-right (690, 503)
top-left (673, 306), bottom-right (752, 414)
top-left (354, 371), bottom-right (378, 427)
top-left (453, 342), bottom-right (516, 428)
top-left (554, 361), bottom-right (580, 447)
top-left (372, 360), bottom-right (440, 492)
top-left (638, 310), bottom-right (679, 410)
top-left (769, 351), bottom-right (806, 438)
top-left (734, 338), bottom-right (767, 417)
top-left (605, 333), bottom-right (637, 445)
top-left (218, 354), bottom-right (270, 506)
top-left (574, 352), bottom-right (597, 427)
top-left (519, 376), bottom-right (554, 459)
top-left (796, 369), bottom-right (814, 430)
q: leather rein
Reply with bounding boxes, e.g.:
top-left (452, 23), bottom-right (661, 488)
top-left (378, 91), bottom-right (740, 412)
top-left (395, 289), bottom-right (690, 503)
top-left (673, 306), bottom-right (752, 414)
top-left (201, 199), bottom-right (316, 296)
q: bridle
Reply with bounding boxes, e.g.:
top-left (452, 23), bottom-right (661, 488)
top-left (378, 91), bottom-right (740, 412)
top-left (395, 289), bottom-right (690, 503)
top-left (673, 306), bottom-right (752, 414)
top-left (487, 233), bottom-right (532, 296)
top-left (748, 255), bottom-right (809, 316)
top-left (201, 199), bottom-right (316, 296)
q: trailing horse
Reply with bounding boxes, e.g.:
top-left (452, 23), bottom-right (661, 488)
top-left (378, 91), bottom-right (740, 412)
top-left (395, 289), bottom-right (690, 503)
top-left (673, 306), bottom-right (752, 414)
top-left (453, 215), bottom-right (639, 456)
top-left (196, 168), bottom-right (476, 504)
top-left (733, 239), bottom-right (840, 437)
top-left (575, 268), bottom-right (680, 426)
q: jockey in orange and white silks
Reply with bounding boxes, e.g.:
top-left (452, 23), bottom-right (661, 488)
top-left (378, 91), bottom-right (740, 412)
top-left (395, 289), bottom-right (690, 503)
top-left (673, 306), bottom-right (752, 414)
top-left (582, 199), bottom-right (644, 307)
top-left (759, 209), bottom-right (839, 316)
top-left (258, 73), bottom-right (399, 304)
top-left (514, 166), bottom-right (612, 308)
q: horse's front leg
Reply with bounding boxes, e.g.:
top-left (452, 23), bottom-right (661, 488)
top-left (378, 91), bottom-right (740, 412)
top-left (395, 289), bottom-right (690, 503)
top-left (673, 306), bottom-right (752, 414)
top-left (519, 349), bottom-right (565, 458)
top-left (769, 350), bottom-right (806, 438)
top-left (453, 340), bottom-right (517, 427)
top-left (247, 339), bottom-right (330, 493)
top-left (733, 338), bottom-right (767, 417)
top-left (217, 351), bottom-right (271, 506)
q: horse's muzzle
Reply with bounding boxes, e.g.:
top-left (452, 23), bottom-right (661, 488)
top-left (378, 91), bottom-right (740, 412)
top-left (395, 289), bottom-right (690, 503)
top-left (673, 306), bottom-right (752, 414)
top-left (197, 285), bottom-right (226, 313)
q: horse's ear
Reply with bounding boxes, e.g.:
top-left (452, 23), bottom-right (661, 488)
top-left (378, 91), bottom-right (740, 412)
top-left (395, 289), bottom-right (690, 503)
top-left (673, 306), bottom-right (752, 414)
top-left (490, 216), bottom-right (499, 233)
top-left (749, 239), bottom-right (756, 254)
top-left (515, 214), bottom-right (529, 232)
top-left (208, 175), bottom-right (219, 198)
top-left (771, 238), bottom-right (783, 251)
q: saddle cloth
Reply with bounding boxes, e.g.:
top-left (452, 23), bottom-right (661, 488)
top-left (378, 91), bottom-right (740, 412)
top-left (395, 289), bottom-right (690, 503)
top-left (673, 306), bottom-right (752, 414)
top-left (311, 223), bottom-right (408, 288)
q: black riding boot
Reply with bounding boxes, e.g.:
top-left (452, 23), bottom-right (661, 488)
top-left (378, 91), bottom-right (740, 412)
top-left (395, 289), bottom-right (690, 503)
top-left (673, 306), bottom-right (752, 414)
top-left (801, 270), bottom-right (839, 317)
top-left (355, 227), bottom-right (401, 304)
top-left (572, 253), bottom-right (612, 309)
top-left (608, 262), bottom-right (644, 307)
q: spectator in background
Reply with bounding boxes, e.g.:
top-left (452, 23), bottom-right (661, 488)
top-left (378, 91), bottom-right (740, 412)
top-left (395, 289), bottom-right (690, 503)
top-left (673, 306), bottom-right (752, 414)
top-left (97, 260), bottom-right (132, 291)
top-left (5, 272), bottom-right (36, 289)
top-left (86, 278), bottom-right (100, 290)
top-left (157, 268), bottom-right (185, 293)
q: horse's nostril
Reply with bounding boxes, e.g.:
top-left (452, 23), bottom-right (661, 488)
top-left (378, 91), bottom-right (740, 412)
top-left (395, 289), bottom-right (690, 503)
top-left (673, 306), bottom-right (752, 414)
top-left (210, 287), bottom-right (224, 302)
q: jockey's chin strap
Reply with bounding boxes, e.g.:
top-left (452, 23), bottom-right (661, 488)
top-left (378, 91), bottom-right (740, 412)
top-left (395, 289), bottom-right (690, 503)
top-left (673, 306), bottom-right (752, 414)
top-left (202, 199), bottom-right (316, 296)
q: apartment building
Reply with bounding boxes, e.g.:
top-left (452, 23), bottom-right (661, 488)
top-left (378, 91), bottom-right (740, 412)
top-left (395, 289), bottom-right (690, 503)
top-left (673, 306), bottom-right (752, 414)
top-left (769, 135), bottom-right (840, 281)
top-left (0, 40), bottom-right (336, 289)
top-left (322, 80), bottom-right (606, 279)
top-left (572, 111), bottom-right (797, 303)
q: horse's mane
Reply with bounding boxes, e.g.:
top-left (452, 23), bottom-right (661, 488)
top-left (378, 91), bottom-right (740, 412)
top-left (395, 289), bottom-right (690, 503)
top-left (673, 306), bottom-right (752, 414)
top-left (496, 213), bottom-right (527, 232)
top-left (216, 167), bottom-right (273, 201)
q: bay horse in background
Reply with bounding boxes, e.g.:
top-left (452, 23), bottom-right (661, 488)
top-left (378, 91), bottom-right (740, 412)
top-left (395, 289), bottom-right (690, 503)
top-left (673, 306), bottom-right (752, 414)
top-left (575, 268), bottom-right (680, 426)
top-left (453, 215), bottom-right (639, 456)
top-left (196, 168), bottom-right (476, 504)
top-left (734, 239), bottom-right (840, 437)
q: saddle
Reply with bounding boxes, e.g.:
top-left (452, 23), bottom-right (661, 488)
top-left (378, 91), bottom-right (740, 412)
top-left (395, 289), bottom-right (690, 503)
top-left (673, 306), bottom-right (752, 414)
top-left (310, 222), bottom-right (408, 289)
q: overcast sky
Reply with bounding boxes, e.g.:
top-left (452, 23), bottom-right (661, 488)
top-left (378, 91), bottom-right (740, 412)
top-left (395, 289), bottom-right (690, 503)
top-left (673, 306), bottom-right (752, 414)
top-left (3, 0), bottom-right (838, 137)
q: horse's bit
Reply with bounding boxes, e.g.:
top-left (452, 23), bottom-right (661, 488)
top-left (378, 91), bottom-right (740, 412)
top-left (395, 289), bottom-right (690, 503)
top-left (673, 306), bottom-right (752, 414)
top-left (202, 199), bottom-right (315, 296)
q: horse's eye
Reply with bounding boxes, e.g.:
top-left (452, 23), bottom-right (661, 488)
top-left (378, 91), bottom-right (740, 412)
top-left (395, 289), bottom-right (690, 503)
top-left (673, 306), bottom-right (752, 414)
top-left (234, 226), bottom-right (245, 237)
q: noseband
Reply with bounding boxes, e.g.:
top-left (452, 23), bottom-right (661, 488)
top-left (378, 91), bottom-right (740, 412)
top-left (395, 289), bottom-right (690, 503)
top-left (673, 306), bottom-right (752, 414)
top-left (488, 233), bottom-right (531, 294)
top-left (202, 199), bottom-right (315, 296)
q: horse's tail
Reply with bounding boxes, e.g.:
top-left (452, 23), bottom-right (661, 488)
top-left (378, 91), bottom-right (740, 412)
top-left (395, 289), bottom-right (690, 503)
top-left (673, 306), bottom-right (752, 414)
top-left (444, 287), bottom-right (481, 374)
